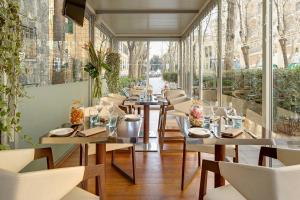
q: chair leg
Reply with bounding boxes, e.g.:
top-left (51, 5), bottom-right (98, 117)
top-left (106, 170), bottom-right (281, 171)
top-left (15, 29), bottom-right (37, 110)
top-left (198, 152), bottom-right (201, 167)
top-left (79, 144), bottom-right (89, 190)
top-left (181, 140), bottom-right (186, 191)
top-left (131, 146), bottom-right (136, 184)
top-left (160, 109), bottom-right (167, 151)
top-left (233, 145), bottom-right (239, 163)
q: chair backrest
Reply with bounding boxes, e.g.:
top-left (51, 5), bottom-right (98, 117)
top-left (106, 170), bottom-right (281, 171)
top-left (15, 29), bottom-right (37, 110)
top-left (219, 161), bottom-right (300, 200)
top-left (101, 96), bottom-right (123, 106)
top-left (0, 149), bottom-right (35, 173)
top-left (0, 167), bottom-right (85, 200)
top-left (232, 97), bottom-right (247, 115)
top-left (108, 93), bottom-right (126, 101)
top-left (173, 99), bottom-right (193, 114)
top-left (130, 88), bottom-right (144, 96)
top-left (169, 95), bottom-right (188, 105)
top-left (277, 148), bottom-right (300, 166)
top-left (165, 89), bottom-right (185, 100)
top-left (246, 109), bottom-right (263, 127)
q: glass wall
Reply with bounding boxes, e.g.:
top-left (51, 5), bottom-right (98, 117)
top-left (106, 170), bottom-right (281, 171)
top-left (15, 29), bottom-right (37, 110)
top-left (272, 0), bottom-right (300, 138)
top-left (19, 0), bottom-right (112, 87)
top-left (181, 0), bottom-right (300, 143)
top-left (118, 41), bottom-right (179, 94)
top-left (221, 0), bottom-right (263, 117)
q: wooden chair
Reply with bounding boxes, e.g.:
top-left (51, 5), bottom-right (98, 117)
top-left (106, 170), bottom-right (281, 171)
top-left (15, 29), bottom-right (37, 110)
top-left (199, 147), bottom-right (300, 200)
top-left (0, 148), bottom-right (104, 200)
top-left (159, 98), bottom-right (191, 151)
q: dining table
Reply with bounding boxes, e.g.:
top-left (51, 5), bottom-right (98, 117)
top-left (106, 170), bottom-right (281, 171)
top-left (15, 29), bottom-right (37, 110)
top-left (176, 115), bottom-right (300, 188)
top-left (40, 117), bottom-right (142, 199)
top-left (124, 94), bottom-right (168, 152)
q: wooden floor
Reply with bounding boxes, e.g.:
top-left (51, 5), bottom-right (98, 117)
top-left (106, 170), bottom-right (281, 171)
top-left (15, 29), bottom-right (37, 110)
top-left (61, 144), bottom-right (215, 200)
top-left (60, 110), bottom-right (216, 200)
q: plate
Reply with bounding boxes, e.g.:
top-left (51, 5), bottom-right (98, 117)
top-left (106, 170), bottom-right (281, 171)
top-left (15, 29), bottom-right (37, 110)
top-left (188, 128), bottom-right (211, 138)
top-left (124, 114), bottom-right (140, 121)
top-left (49, 128), bottom-right (74, 137)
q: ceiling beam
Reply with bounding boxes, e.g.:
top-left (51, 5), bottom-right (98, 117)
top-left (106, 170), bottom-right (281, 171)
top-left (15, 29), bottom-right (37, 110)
top-left (96, 9), bottom-right (199, 14)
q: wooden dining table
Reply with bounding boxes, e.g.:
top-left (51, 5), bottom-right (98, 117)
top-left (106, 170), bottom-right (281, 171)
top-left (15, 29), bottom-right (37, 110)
top-left (40, 118), bottom-right (142, 199)
top-left (176, 116), bottom-right (298, 188)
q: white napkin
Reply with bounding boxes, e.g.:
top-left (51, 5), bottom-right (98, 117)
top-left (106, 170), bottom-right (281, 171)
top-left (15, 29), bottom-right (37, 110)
top-left (79, 127), bottom-right (106, 137)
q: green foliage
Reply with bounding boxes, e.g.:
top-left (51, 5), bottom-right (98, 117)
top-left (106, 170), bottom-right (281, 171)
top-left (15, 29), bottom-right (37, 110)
top-left (84, 42), bottom-right (111, 98)
top-left (162, 72), bottom-right (178, 83)
top-left (105, 52), bottom-right (121, 93)
top-left (213, 66), bottom-right (300, 114)
top-left (0, 0), bottom-right (26, 149)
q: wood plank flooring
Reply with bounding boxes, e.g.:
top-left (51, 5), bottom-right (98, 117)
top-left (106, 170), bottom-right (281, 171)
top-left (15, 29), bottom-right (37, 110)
top-left (60, 144), bottom-right (215, 200)
top-left (60, 110), bottom-right (216, 200)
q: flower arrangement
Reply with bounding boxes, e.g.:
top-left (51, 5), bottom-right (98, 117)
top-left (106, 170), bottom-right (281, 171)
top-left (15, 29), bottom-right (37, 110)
top-left (189, 106), bottom-right (203, 127)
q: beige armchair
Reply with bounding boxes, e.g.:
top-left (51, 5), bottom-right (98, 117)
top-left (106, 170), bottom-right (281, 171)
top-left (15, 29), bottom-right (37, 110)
top-left (0, 148), bottom-right (104, 200)
top-left (199, 147), bottom-right (300, 200)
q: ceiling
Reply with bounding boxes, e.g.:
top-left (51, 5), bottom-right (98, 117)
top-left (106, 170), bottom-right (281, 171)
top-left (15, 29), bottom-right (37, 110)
top-left (87, 0), bottom-right (208, 38)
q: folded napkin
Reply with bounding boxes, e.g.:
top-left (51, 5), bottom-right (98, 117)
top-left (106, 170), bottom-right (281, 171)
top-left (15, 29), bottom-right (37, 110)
top-left (124, 114), bottom-right (140, 121)
top-left (221, 128), bottom-right (243, 138)
top-left (78, 127), bottom-right (106, 137)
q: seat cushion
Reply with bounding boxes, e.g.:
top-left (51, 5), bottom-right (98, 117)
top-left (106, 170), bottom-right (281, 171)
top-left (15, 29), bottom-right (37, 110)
top-left (204, 185), bottom-right (245, 200)
top-left (62, 187), bottom-right (99, 200)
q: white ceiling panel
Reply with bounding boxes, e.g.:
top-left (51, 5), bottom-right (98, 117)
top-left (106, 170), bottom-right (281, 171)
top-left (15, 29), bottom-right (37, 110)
top-left (88, 0), bottom-right (203, 10)
top-left (87, 0), bottom-right (208, 37)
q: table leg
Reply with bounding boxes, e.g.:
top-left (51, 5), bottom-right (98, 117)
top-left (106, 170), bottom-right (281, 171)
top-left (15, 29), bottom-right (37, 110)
top-left (214, 145), bottom-right (225, 187)
top-left (143, 105), bottom-right (150, 144)
top-left (96, 143), bottom-right (106, 198)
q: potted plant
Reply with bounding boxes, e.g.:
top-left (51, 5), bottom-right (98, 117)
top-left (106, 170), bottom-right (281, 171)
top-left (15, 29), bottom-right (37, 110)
top-left (84, 42), bottom-right (111, 98)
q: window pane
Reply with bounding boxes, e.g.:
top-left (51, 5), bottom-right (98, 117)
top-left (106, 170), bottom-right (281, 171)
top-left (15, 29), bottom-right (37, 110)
top-left (221, 1), bottom-right (263, 118)
top-left (19, 0), bottom-right (90, 86)
top-left (272, 0), bottom-right (300, 140)
top-left (201, 6), bottom-right (218, 104)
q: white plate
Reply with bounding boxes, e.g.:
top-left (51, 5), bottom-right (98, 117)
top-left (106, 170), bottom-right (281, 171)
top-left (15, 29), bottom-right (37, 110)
top-left (188, 128), bottom-right (211, 137)
top-left (124, 114), bottom-right (140, 121)
top-left (49, 128), bottom-right (74, 137)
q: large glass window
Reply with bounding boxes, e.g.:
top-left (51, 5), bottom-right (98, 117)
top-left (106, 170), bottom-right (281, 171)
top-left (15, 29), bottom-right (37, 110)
top-left (272, 0), bottom-right (300, 139)
top-left (221, 1), bottom-right (263, 117)
top-left (200, 6), bottom-right (218, 104)
top-left (19, 0), bottom-right (91, 86)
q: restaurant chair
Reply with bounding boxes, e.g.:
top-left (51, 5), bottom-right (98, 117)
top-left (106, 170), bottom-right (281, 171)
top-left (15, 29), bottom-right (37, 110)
top-left (159, 98), bottom-right (192, 150)
top-left (0, 148), bottom-right (104, 200)
top-left (199, 146), bottom-right (300, 200)
top-left (181, 106), bottom-right (239, 190)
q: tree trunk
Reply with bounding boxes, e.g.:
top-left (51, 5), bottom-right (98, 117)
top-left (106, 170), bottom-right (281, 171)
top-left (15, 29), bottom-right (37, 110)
top-left (241, 45), bottom-right (250, 69)
top-left (127, 42), bottom-right (135, 79)
top-left (279, 37), bottom-right (288, 68)
top-left (224, 0), bottom-right (236, 71)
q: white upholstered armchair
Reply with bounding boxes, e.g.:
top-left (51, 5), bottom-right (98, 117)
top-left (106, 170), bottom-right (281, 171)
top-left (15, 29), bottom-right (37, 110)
top-left (199, 146), bottom-right (300, 200)
top-left (0, 148), bottom-right (104, 200)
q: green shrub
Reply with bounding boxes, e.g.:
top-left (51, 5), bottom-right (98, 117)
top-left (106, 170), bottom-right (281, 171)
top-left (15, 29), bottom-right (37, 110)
top-left (163, 72), bottom-right (178, 83)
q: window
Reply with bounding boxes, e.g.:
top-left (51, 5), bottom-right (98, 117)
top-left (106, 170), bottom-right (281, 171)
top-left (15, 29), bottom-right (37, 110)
top-left (272, 0), bottom-right (300, 138)
top-left (19, 0), bottom-right (91, 86)
top-left (222, 0), bottom-right (262, 117)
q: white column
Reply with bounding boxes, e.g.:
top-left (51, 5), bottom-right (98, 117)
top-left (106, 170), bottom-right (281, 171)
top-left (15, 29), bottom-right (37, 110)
top-left (217, 0), bottom-right (223, 106)
top-left (146, 41), bottom-right (150, 88)
top-left (262, 0), bottom-right (273, 135)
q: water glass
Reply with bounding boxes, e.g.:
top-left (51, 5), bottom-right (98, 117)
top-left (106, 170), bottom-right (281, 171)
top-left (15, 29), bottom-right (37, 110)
top-left (203, 116), bottom-right (210, 129)
top-left (108, 114), bottom-right (118, 128)
top-left (232, 116), bottom-right (243, 129)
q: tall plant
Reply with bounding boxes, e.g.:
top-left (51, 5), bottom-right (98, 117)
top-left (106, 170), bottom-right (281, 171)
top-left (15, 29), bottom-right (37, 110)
top-left (105, 52), bottom-right (121, 93)
top-left (84, 42), bottom-right (111, 98)
top-left (0, 0), bottom-right (25, 149)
